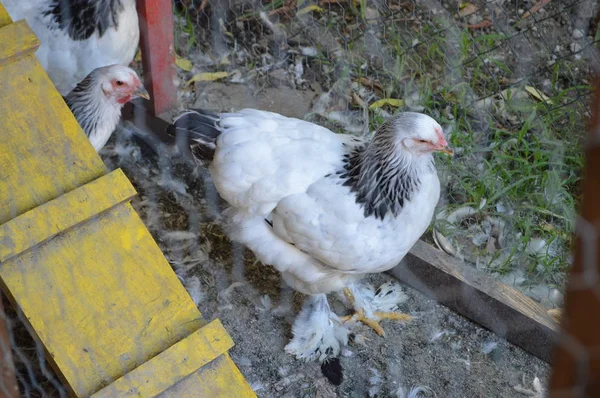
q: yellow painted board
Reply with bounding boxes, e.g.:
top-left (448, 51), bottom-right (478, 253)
top-left (159, 354), bottom-right (256, 397)
top-left (0, 2), bottom-right (11, 28)
top-left (92, 319), bottom-right (246, 397)
top-left (0, 43), bottom-right (106, 227)
top-left (0, 169), bottom-right (136, 263)
top-left (0, 19), bottom-right (40, 66)
top-left (0, 5), bottom-right (254, 397)
top-left (0, 204), bottom-right (206, 397)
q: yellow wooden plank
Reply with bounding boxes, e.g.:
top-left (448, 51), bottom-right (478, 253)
top-left (0, 6), bottom-right (254, 396)
top-left (158, 354), bottom-right (256, 397)
top-left (0, 204), bottom-right (206, 397)
top-left (91, 319), bottom-right (237, 397)
top-left (0, 169), bottom-right (136, 263)
top-left (0, 19), bottom-right (40, 66)
top-left (0, 49), bottom-right (106, 226)
top-left (0, 2), bottom-right (12, 28)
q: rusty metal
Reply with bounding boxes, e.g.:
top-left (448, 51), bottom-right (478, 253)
top-left (136, 0), bottom-right (178, 116)
top-left (549, 74), bottom-right (600, 397)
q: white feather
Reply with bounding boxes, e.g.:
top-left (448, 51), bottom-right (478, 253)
top-left (343, 282), bottom-right (408, 319)
top-left (3, 0), bottom-right (139, 95)
top-left (284, 295), bottom-right (349, 361)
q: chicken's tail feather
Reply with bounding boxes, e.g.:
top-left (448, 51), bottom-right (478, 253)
top-left (166, 109), bottom-right (222, 162)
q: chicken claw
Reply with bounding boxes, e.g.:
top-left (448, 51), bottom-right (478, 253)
top-left (340, 287), bottom-right (412, 336)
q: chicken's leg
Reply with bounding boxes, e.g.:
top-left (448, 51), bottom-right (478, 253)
top-left (340, 285), bottom-right (412, 337)
top-left (285, 294), bottom-right (349, 361)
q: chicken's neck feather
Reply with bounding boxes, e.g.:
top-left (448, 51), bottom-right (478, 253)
top-left (64, 71), bottom-right (122, 140)
top-left (339, 131), bottom-right (434, 220)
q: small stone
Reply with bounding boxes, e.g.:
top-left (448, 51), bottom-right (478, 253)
top-left (341, 348), bottom-right (354, 357)
top-left (550, 289), bottom-right (564, 307)
top-left (364, 7), bottom-right (379, 21)
top-left (572, 29), bottom-right (584, 39)
top-left (526, 238), bottom-right (548, 255)
top-left (468, 14), bottom-right (481, 25)
top-left (300, 47), bottom-right (318, 57)
top-left (570, 42), bottom-right (583, 53)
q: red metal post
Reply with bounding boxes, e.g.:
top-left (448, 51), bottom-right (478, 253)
top-left (549, 75), bottom-right (600, 396)
top-left (136, 0), bottom-right (178, 116)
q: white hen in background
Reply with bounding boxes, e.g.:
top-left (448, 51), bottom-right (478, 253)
top-left (168, 109), bottom-right (452, 364)
top-left (3, 0), bottom-right (139, 95)
top-left (64, 64), bottom-right (149, 151)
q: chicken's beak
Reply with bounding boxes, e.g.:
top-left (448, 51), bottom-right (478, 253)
top-left (133, 85), bottom-right (150, 100)
top-left (439, 146), bottom-right (453, 156)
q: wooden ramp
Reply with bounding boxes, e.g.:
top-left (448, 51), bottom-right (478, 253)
top-left (0, 4), bottom-right (255, 397)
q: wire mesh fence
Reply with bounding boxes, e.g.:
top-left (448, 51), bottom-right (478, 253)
top-left (171, 0), bottom-right (598, 309)
top-left (1, 0), bottom-right (600, 396)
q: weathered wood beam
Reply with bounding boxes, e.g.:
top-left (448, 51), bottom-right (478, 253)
top-left (388, 240), bottom-right (559, 363)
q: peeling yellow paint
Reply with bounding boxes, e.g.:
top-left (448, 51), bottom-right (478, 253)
top-left (92, 320), bottom-right (254, 397)
top-left (0, 4), bottom-right (11, 28)
top-left (0, 20), bottom-right (40, 66)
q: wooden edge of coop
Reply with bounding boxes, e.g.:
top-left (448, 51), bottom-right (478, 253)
top-left (389, 240), bottom-right (560, 363)
top-left (0, 19), bottom-right (40, 66)
top-left (0, 169), bottom-right (136, 264)
top-left (91, 319), bottom-right (253, 398)
top-left (0, 4), bottom-right (255, 397)
top-left (0, 4), bottom-right (11, 27)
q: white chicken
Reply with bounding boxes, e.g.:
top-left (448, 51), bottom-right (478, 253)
top-left (168, 109), bottom-right (452, 363)
top-left (3, 0), bottom-right (139, 95)
top-left (64, 64), bottom-right (149, 151)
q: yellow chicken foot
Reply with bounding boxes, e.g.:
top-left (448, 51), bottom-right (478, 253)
top-left (343, 287), bottom-right (355, 304)
top-left (340, 288), bottom-right (412, 337)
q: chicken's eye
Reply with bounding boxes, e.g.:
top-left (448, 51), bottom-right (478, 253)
top-left (418, 139), bottom-right (427, 143)
top-left (115, 80), bottom-right (124, 86)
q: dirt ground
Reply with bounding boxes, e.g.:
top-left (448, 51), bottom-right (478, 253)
top-left (95, 84), bottom-right (551, 398)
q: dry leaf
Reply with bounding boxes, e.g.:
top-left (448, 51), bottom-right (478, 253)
top-left (134, 50), bottom-right (142, 62)
top-left (525, 86), bottom-right (553, 104)
top-left (186, 71), bottom-right (229, 85)
top-left (352, 92), bottom-right (367, 108)
top-left (521, 0), bottom-right (551, 19)
top-left (541, 223), bottom-right (556, 232)
top-left (175, 56), bottom-right (193, 72)
top-left (459, 3), bottom-right (478, 17)
top-left (369, 98), bottom-right (404, 110)
top-left (467, 20), bottom-right (492, 29)
top-left (219, 55), bottom-right (231, 65)
top-left (359, 77), bottom-right (384, 91)
top-left (297, 4), bottom-right (325, 15)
